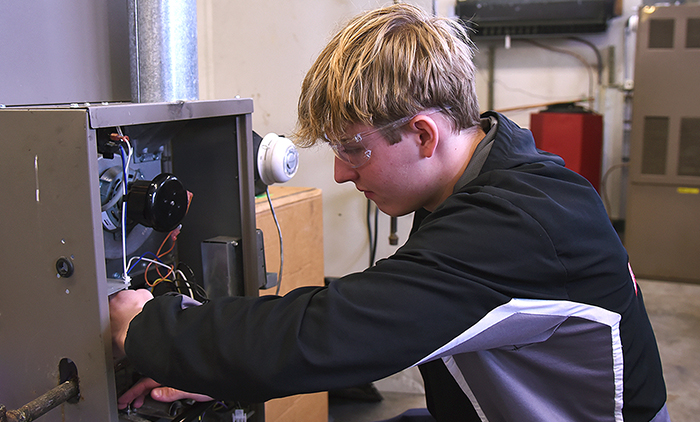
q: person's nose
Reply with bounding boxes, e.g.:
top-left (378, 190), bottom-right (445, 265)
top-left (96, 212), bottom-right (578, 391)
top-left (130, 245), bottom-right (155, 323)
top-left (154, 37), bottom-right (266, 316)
top-left (334, 156), bottom-right (359, 184)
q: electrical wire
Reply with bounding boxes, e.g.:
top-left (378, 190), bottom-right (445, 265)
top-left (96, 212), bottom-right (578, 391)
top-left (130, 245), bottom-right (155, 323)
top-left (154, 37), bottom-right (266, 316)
top-left (131, 255), bottom-right (190, 291)
top-left (116, 128), bottom-right (133, 285)
top-left (176, 262), bottom-right (208, 302)
top-left (600, 162), bottom-right (629, 216)
top-left (129, 252), bottom-right (179, 286)
top-left (140, 227), bottom-right (181, 285)
top-left (567, 36), bottom-right (603, 86)
top-left (128, 244), bottom-right (204, 299)
top-left (128, 256), bottom-right (179, 277)
top-left (366, 199), bottom-right (378, 267)
top-left (265, 187), bottom-right (284, 295)
top-left (154, 227), bottom-right (180, 278)
top-left (111, 128), bottom-right (204, 301)
top-left (518, 39), bottom-right (597, 110)
top-left (126, 251), bottom-right (162, 274)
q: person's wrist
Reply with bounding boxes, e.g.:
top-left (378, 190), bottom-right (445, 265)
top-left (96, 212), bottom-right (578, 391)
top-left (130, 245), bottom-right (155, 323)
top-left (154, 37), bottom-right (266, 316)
top-left (113, 325), bottom-right (129, 360)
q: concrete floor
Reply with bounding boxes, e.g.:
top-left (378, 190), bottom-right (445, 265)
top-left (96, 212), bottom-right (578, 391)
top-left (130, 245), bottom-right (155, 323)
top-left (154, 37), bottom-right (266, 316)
top-left (329, 279), bottom-right (700, 422)
top-left (640, 279), bottom-right (700, 422)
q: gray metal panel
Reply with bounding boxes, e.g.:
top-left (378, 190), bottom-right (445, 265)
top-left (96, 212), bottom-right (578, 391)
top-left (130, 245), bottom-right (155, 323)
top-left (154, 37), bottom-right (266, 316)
top-left (169, 113), bottom-right (246, 282)
top-left (236, 112), bottom-right (261, 298)
top-left (0, 109), bottom-right (119, 421)
top-left (202, 237), bottom-right (244, 298)
top-left (0, 0), bottom-right (131, 106)
top-left (626, 184), bottom-right (700, 281)
top-left (87, 99), bottom-right (254, 128)
top-left (625, 4), bottom-right (700, 283)
top-left (0, 99), bottom-right (262, 419)
top-left (628, 4), bottom-right (700, 185)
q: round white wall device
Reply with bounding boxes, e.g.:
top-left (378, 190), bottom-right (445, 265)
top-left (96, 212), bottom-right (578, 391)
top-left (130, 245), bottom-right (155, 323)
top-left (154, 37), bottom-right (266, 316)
top-left (257, 133), bottom-right (299, 186)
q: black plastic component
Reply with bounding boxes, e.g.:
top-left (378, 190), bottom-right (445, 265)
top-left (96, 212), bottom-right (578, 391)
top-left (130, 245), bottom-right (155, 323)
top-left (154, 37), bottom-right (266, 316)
top-left (252, 131), bottom-right (267, 196)
top-left (55, 257), bottom-right (74, 278)
top-left (96, 128), bottom-right (129, 159)
top-left (127, 173), bottom-right (188, 232)
top-left (135, 397), bottom-right (184, 419)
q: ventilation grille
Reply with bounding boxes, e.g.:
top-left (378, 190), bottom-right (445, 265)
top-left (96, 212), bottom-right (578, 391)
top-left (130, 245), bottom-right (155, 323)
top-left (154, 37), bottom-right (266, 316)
top-left (457, 0), bottom-right (618, 37)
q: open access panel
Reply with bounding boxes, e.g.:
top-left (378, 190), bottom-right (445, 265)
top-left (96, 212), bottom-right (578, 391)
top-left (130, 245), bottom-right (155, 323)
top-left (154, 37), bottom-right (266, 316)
top-left (0, 99), bottom-right (264, 421)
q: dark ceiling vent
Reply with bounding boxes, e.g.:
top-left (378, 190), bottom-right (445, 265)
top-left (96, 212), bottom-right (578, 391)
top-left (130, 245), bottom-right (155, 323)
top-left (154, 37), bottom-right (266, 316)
top-left (457, 0), bottom-right (620, 37)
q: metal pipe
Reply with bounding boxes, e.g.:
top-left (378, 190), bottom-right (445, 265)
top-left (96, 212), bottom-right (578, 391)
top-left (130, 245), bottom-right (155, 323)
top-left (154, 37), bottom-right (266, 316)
top-left (389, 216), bottom-right (399, 245)
top-left (487, 45), bottom-right (495, 111)
top-left (0, 379), bottom-right (79, 422)
top-left (128, 0), bottom-right (199, 103)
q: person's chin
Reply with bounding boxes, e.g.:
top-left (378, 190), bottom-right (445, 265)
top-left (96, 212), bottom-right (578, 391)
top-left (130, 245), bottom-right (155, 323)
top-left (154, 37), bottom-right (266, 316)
top-left (374, 202), bottom-right (402, 218)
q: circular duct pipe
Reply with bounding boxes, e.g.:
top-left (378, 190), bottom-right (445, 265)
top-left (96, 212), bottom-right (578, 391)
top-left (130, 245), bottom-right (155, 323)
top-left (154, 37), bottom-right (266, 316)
top-left (128, 0), bottom-right (199, 103)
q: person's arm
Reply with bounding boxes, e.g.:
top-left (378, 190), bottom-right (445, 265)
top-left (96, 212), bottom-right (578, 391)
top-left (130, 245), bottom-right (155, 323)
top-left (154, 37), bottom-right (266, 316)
top-left (110, 289), bottom-right (214, 408)
top-left (109, 289), bottom-right (154, 359)
top-left (121, 189), bottom-right (566, 404)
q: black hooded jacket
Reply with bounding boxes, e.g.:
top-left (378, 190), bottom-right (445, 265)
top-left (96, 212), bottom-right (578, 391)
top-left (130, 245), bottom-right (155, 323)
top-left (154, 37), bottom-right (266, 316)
top-left (126, 112), bottom-right (668, 421)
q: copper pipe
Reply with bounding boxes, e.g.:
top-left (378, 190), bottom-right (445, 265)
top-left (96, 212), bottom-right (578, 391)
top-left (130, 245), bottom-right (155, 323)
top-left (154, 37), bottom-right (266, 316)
top-left (0, 378), bottom-right (79, 422)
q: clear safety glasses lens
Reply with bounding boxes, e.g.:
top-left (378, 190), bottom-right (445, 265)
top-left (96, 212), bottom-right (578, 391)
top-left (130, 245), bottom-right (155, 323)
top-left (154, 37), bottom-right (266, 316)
top-left (327, 114), bottom-right (415, 169)
top-left (329, 135), bottom-right (372, 168)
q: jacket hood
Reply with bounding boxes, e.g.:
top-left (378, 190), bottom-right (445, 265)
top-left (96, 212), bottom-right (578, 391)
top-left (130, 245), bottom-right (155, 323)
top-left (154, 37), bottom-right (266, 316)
top-left (480, 111), bottom-right (565, 173)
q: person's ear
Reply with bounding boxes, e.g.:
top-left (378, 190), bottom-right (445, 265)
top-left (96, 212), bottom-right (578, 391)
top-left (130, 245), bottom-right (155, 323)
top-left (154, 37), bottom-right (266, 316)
top-left (410, 115), bottom-right (439, 158)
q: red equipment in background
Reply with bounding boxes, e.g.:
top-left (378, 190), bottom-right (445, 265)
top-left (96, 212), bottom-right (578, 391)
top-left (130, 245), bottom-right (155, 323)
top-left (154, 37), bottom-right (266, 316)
top-left (530, 104), bottom-right (604, 191)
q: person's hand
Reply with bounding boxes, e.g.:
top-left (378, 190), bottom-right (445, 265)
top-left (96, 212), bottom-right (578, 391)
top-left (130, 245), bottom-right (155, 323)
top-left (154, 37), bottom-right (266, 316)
top-left (109, 289), bottom-right (154, 360)
top-left (117, 377), bottom-right (213, 410)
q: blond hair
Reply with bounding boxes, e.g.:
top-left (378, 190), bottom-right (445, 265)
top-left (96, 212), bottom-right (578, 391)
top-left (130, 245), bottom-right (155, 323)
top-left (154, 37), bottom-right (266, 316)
top-left (294, 3), bottom-right (480, 147)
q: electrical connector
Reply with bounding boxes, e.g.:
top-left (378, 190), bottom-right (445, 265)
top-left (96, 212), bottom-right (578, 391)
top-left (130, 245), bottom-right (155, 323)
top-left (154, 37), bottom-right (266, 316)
top-left (233, 408), bottom-right (247, 422)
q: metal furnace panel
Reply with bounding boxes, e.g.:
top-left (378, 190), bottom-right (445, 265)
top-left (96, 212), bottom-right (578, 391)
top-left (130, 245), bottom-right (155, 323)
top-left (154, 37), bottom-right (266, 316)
top-left (0, 99), bottom-right (259, 421)
top-left (625, 4), bottom-right (700, 282)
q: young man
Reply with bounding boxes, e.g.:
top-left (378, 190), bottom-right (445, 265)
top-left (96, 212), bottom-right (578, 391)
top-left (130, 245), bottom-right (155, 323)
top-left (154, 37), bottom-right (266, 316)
top-left (111, 4), bottom-right (670, 421)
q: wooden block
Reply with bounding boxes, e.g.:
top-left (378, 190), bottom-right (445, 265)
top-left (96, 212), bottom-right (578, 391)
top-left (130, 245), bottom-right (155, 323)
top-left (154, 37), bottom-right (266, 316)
top-left (264, 392), bottom-right (329, 422)
top-left (255, 186), bottom-right (327, 422)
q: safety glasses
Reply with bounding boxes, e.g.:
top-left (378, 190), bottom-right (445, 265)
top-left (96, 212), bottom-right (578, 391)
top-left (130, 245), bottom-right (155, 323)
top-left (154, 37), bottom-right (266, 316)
top-left (326, 109), bottom-right (446, 169)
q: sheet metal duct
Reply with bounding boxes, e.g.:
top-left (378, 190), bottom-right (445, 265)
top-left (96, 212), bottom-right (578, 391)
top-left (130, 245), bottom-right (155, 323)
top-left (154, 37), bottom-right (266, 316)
top-left (128, 0), bottom-right (199, 103)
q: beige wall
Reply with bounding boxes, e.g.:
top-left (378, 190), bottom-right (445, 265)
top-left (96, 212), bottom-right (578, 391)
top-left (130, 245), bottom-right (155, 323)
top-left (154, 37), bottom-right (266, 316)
top-left (197, 0), bottom-right (441, 278)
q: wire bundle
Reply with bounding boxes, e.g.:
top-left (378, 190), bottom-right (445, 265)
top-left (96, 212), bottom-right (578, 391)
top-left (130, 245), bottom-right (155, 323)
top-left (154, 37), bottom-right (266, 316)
top-left (114, 128), bottom-right (133, 286)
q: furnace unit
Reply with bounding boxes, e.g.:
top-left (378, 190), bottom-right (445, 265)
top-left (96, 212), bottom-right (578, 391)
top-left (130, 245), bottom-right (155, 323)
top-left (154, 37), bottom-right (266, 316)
top-left (625, 4), bottom-right (700, 283)
top-left (0, 99), bottom-right (263, 421)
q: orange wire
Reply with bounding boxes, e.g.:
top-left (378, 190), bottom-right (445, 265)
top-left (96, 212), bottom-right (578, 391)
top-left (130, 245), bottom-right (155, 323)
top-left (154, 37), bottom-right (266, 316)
top-left (144, 227), bottom-right (181, 284)
top-left (157, 228), bottom-right (180, 277)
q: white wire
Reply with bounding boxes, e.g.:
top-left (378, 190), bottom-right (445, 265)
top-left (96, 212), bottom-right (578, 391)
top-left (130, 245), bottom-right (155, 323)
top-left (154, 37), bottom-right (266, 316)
top-left (118, 127), bottom-right (133, 286)
top-left (126, 256), bottom-right (184, 277)
top-left (266, 187), bottom-right (284, 295)
top-left (121, 201), bottom-right (130, 285)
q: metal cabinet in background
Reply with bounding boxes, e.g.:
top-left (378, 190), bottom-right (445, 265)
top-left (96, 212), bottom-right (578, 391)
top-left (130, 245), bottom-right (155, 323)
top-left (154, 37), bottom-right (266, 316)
top-left (625, 4), bottom-right (700, 283)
